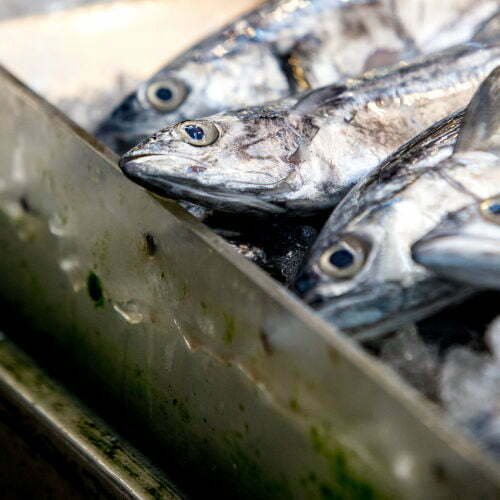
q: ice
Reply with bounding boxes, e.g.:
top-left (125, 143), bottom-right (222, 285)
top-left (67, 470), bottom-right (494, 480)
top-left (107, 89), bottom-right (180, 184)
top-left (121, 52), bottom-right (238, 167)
top-left (440, 344), bottom-right (500, 458)
top-left (378, 304), bottom-right (500, 459)
top-left (440, 348), bottom-right (494, 422)
top-left (380, 325), bottom-right (439, 399)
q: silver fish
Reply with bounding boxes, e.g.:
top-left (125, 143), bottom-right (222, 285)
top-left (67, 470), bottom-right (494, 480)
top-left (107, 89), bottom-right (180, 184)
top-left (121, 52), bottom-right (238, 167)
top-left (294, 67), bottom-right (500, 339)
top-left (412, 68), bottom-right (500, 290)
top-left (97, 0), bottom-right (369, 152)
top-left (412, 196), bottom-right (500, 290)
top-left (120, 42), bottom-right (500, 216)
top-left (98, 0), bottom-right (498, 153)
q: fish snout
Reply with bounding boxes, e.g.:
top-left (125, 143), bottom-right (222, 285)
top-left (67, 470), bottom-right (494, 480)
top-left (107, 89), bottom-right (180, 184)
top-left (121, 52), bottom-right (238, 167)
top-left (293, 270), bottom-right (321, 301)
top-left (118, 148), bottom-right (162, 182)
top-left (310, 283), bottom-right (405, 336)
top-left (118, 142), bottom-right (153, 174)
top-left (119, 154), bottom-right (140, 179)
top-left (412, 234), bottom-right (500, 289)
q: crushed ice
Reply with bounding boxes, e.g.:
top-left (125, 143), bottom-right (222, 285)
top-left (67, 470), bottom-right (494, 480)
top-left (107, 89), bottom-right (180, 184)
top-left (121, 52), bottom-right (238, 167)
top-left (377, 311), bottom-right (500, 459)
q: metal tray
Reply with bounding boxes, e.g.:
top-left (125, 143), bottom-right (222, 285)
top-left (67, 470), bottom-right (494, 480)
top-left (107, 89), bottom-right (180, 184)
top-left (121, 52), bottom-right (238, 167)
top-left (0, 2), bottom-right (499, 498)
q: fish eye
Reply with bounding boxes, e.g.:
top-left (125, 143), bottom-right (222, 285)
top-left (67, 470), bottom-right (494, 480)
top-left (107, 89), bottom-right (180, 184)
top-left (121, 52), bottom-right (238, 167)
top-left (177, 121), bottom-right (220, 147)
top-left (319, 236), bottom-right (366, 278)
top-left (480, 195), bottom-right (500, 224)
top-left (146, 79), bottom-right (188, 112)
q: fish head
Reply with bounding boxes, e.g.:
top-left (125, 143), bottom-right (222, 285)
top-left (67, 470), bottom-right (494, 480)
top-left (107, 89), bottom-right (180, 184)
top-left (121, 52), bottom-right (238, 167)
top-left (294, 190), bottom-right (458, 338)
top-left (96, 45), bottom-right (289, 154)
top-left (96, 72), bottom-right (192, 153)
top-left (119, 107), bottom-right (313, 215)
top-left (412, 195), bottom-right (500, 290)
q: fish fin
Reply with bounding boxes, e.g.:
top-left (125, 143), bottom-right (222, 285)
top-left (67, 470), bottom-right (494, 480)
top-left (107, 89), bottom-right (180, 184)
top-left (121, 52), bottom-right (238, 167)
top-left (292, 84), bottom-right (348, 115)
top-left (454, 66), bottom-right (500, 154)
top-left (286, 115), bottom-right (319, 167)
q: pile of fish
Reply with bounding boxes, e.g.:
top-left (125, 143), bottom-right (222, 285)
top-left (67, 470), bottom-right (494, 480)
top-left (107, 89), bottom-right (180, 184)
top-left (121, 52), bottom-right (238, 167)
top-left (96, 0), bottom-right (500, 458)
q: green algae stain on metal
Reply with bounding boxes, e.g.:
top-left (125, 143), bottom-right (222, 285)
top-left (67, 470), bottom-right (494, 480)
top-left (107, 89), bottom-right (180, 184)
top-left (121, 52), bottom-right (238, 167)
top-left (289, 398), bottom-right (300, 412)
top-left (77, 419), bottom-right (120, 461)
top-left (77, 418), bottom-right (177, 499)
top-left (309, 426), bottom-right (385, 500)
top-left (223, 431), bottom-right (291, 499)
top-left (87, 271), bottom-right (104, 308)
top-left (0, 342), bottom-right (175, 499)
top-left (222, 313), bottom-right (236, 344)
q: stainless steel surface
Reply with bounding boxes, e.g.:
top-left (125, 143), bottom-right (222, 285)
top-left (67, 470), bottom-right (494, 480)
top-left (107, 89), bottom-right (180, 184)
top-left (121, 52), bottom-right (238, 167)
top-left (0, 333), bottom-right (181, 499)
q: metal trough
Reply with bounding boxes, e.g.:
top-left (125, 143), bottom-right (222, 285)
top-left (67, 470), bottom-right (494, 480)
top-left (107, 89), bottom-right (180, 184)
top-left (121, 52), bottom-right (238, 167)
top-left (0, 2), bottom-right (499, 498)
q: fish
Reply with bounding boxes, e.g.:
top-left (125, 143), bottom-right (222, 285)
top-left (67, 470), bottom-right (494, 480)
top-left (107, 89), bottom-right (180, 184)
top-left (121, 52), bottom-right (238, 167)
top-left (411, 196), bottom-right (500, 290)
top-left (97, 0), bottom-right (499, 153)
top-left (293, 67), bottom-right (500, 340)
top-left (412, 68), bottom-right (500, 290)
top-left (120, 42), bottom-right (500, 216)
top-left (96, 0), bottom-right (369, 153)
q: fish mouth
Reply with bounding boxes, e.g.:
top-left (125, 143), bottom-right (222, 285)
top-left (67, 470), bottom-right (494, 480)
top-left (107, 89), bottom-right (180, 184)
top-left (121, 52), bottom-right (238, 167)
top-left (119, 156), bottom-right (286, 215)
top-left (303, 281), bottom-right (474, 341)
top-left (307, 283), bottom-right (405, 340)
top-left (412, 234), bottom-right (500, 289)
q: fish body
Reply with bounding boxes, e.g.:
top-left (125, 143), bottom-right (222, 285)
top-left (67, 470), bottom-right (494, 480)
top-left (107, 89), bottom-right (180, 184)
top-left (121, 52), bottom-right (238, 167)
top-left (294, 68), bottom-right (500, 339)
top-left (98, 0), bottom-right (498, 153)
top-left (120, 42), bottom-right (500, 216)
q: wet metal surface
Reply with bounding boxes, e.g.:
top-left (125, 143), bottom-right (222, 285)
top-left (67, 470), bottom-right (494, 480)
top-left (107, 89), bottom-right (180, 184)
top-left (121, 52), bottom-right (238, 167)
top-left (0, 333), bottom-right (181, 499)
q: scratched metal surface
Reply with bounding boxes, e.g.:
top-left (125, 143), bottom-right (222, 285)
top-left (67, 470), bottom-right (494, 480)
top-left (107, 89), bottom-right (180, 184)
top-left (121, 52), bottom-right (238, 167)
top-left (0, 1), bottom-right (499, 498)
